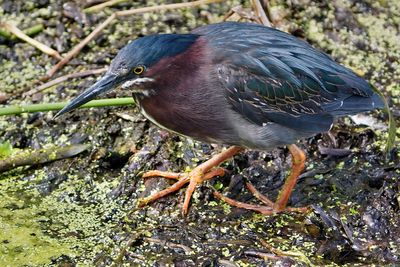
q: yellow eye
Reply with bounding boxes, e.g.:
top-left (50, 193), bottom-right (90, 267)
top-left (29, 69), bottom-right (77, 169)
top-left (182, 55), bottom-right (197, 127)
top-left (133, 65), bottom-right (145, 75)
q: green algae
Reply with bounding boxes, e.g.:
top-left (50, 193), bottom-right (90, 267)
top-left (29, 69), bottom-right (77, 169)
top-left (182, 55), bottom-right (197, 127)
top-left (0, 172), bottom-right (71, 266)
top-left (0, 167), bottom-right (127, 266)
top-left (0, 141), bottom-right (13, 158)
top-left (0, 195), bottom-right (72, 266)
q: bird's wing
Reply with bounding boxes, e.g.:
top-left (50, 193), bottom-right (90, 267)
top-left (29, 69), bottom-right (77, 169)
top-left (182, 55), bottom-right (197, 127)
top-left (193, 22), bottom-right (382, 133)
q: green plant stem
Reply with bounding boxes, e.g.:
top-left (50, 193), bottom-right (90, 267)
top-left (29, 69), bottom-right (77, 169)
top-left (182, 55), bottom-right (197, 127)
top-left (370, 86), bottom-right (397, 157)
top-left (0, 97), bottom-right (135, 116)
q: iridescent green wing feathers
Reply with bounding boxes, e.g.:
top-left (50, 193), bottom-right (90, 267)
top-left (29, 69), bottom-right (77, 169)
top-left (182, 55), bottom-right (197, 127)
top-left (193, 22), bottom-right (383, 134)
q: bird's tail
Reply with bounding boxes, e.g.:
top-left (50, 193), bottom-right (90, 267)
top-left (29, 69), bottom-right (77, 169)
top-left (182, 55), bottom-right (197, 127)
top-left (324, 92), bottom-right (384, 116)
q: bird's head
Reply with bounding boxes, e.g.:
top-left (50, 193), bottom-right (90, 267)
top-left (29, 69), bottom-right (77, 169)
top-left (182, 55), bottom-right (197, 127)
top-left (54, 34), bottom-right (199, 118)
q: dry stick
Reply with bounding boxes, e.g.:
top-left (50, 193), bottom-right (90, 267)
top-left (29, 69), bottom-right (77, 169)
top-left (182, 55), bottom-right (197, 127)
top-left (0, 23), bottom-right (44, 40)
top-left (46, 14), bottom-right (116, 78)
top-left (143, 237), bottom-right (193, 254)
top-left (259, 239), bottom-right (313, 266)
top-left (1, 22), bottom-right (62, 60)
top-left (261, 0), bottom-right (273, 24)
top-left (224, 5), bottom-right (258, 22)
top-left (46, 0), bottom-right (223, 79)
top-left (222, 8), bottom-right (235, 21)
top-left (0, 144), bottom-right (89, 173)
top-left (112, 229), bottom-right (148, 266)
top-left (115, 0), bottom-right (223, 16)
top-left (25, 67), bottom-right (107, 96)
top-left (251, 0), bottom-right (272, 27)
top-left (244, 250), bottom-right (281, 260)
top-left (84, 0), bottom-right (127, 13)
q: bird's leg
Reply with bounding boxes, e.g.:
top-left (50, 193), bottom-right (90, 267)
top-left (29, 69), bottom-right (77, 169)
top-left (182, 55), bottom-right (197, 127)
top-left (273, 144), bottom-right (306, 211)
top-left (213, 144), bottom-right (309, 214)
top-left (138, 146), bottom-right (244, 216)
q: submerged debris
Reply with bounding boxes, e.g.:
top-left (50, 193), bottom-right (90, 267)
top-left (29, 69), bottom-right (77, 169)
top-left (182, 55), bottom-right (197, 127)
top-left (0, 143), bottom-right (89, 173)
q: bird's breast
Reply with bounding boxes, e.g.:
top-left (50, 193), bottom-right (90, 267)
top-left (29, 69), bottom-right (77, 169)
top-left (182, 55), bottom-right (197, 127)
top-left (137, 90), bottom-right (228, 143)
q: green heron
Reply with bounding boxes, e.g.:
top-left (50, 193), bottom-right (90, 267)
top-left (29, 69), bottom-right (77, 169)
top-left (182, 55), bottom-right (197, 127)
top-left (55, 22), bottom-right (384, 216)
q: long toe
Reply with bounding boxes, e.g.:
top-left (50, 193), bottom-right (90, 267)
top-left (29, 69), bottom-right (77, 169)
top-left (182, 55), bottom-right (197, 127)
top-left (139, 167), bottom-right (225, 215)
top-left (137, 175), bottom-right (190, 207)
top-left (182, 167), bottom-right (225, 216)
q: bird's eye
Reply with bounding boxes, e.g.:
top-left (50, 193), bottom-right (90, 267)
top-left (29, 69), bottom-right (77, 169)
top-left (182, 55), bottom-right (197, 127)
top-left (133, 65), bottom-right (145, 75)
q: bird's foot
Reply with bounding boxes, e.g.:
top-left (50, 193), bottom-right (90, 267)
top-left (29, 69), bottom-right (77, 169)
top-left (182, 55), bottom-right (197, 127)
top-left (137, 145), bottom-right (309, 216)
top-left (137, 146), bottom-right (244, 216)
top-left (138, 167), bottom-right (225, 216)
top-left (213, 144), bottom-right (310, 215)
top-left (213, 179), bottom-right (310, 215)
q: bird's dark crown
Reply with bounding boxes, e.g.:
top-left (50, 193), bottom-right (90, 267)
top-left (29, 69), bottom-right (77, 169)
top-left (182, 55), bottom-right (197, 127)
top-left (109, 34), bottom-right (200, 74)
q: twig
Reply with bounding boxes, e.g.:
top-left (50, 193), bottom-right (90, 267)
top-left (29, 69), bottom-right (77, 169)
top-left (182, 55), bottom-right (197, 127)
top-left (143, 237), bottom-right (193, 254)
top-left (115, 0), bottom-right (223, 17)
top-left (0, 144), bottom-right (89, 173)
top-left (318, 146), bottom-right (352, 157)
top-left (263, 0), bottom-right (273, 23)
top-left (223, 5), bottom-right (258, 22)
top-left (112, 229), bottom-right (147, 266)
top-left (0, 23), bottom-right (43, 40)
top-left (84, 0), bottom-right (127, 13)
top-left (24, 68), bottom-right (107, 96)
top-left (251, 0), bottom-right (272, 27)
top-left (222, 9), bottom-right (235, 21)
top-left (259, 239), bottom-right (315, 266)
top-left (46, 14), bottom-right (116, 78)
top-left (0, 22), bottom-right (62, 60)
top-left (0, 97), bottom-right (135, 116)
top-left (46, 0), bottom-right (224, 79)
top-left (244, 250), bottom-right (281, 260)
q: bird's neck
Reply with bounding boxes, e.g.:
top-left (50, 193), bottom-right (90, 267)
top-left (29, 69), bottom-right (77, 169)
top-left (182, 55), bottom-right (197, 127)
top-left (145, 36), bottom-right (208, 89)
top-left (136, 37), bottom-right (223, 141)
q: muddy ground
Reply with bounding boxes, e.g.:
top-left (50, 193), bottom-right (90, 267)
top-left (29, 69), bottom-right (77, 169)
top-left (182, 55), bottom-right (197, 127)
top-left (0, 0), bottom-right (399, 266)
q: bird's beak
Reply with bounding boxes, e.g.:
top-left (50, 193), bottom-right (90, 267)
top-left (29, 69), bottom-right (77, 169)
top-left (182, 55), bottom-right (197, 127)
top-left (54, 73), bottom-right (119, 119)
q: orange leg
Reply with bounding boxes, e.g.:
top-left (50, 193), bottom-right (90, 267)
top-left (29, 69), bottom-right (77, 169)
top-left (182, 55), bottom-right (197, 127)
top-left (138, 146), bottom-right (244, 216)
top-left (213, 144), bottom-right (309, 215)
top-left (274, 144), bottom-right (306, 211)
top-left (139, 144), bottom-right (308, 216)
